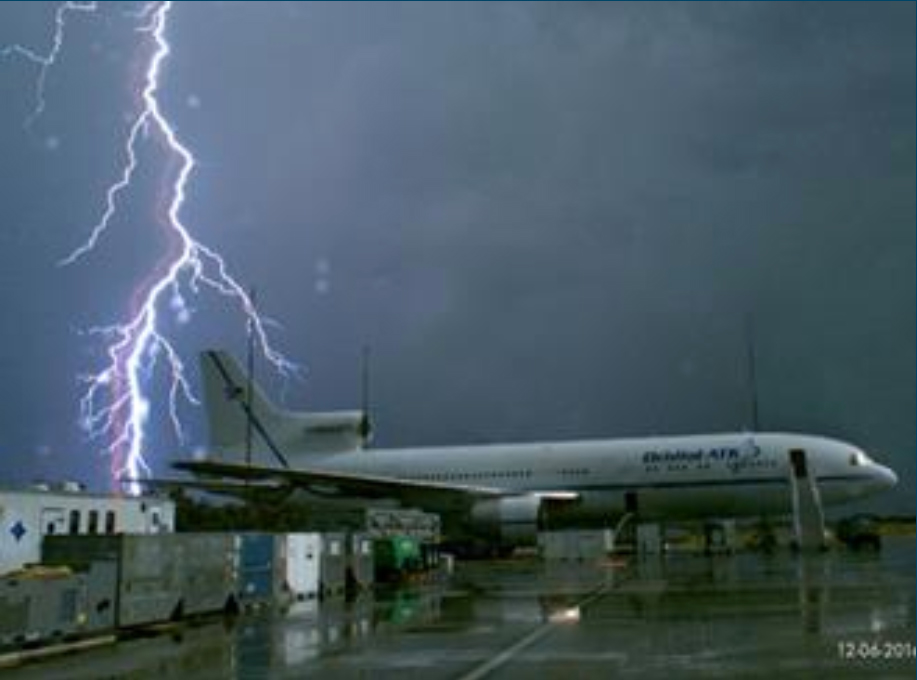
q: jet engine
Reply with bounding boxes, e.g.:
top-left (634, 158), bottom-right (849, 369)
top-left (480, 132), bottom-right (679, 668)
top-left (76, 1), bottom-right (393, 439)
top-left (469, 496), bottom-right (543, 546)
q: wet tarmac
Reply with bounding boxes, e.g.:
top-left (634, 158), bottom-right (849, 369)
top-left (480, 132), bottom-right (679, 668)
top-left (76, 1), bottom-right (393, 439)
top-left (6, 536), bottom-right (915, 679)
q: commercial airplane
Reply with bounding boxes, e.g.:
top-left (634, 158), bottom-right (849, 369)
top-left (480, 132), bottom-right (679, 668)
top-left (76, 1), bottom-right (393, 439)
top-left (174, 350), bottom-right (898, 548)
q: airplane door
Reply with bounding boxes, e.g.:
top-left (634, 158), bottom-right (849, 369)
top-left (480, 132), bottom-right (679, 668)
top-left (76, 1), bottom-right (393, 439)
top-left (625, 491), bottom-right (639, 515)
top-left (789, 449), bottom-right (809, 479)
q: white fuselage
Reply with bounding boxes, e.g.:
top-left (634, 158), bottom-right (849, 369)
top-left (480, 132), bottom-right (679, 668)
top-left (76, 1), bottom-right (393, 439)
top-left (194, 352), bottom-right (899, 540)
top-left (300, 432), bottom-right (896, 525)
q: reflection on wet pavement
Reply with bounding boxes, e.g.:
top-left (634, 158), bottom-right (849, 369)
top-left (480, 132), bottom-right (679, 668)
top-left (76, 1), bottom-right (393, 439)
top-left (7, 537), bottom-right (914, 679)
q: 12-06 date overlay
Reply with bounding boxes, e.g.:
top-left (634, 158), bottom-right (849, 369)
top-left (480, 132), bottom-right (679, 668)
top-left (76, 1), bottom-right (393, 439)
top-left (837, 640), bottom-right (916, 662)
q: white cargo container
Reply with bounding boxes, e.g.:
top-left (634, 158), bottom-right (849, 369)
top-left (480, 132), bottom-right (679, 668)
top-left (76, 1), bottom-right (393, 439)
top-left (278, 533), bottom-right (322, 601)
top-left (539, 529), bottom-right (613, 561)
top-left (0, 487), bottom-right (175, 576)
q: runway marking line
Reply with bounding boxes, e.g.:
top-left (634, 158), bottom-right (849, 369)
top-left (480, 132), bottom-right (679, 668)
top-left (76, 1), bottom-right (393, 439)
top-left (457, 582), bottom-right (613, 680)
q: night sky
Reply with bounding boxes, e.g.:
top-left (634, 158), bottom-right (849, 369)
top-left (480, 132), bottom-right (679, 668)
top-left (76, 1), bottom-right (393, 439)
top-left (0, 2), bottom-right (913, 514)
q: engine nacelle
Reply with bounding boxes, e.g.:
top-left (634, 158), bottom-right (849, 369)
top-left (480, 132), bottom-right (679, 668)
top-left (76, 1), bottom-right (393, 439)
top-left (469, 496), bottom-right (543, 546)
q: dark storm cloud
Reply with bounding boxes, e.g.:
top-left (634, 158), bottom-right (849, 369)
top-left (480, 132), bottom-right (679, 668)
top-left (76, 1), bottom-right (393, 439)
top-left (0, 2), bottom-right (913, 512)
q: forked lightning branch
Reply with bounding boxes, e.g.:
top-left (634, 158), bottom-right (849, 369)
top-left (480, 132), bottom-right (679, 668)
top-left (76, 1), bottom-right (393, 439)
top-left (2, 1), bottom-right (296, 492)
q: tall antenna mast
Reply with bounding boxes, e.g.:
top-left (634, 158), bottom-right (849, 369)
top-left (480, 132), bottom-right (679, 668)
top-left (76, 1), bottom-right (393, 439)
top-left (245, 287), bottom-right (256, 468)
top-left (746, 314), bottom-right (760, 432)
top-left (360, 344), bottom-right (372, 444)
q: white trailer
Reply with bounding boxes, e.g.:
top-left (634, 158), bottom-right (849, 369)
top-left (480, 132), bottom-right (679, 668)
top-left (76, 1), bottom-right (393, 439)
top-left (0, 486), bottom-right (175, 576)
top-left (278, 533), bottom-right (322, 601)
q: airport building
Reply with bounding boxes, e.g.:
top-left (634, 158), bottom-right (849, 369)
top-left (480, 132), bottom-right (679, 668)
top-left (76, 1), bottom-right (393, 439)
top-left (0, 486), bottom-right (175, 576)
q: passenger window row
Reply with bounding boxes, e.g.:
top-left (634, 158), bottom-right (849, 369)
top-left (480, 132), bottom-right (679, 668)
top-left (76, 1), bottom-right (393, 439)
top-left (557, 468), bottom-right (589, 476)
top-left (409, 469), bottom-right (534, 482)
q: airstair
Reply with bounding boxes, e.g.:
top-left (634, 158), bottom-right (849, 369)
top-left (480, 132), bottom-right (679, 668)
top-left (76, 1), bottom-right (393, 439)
top-left (788, 448), bottom-right (827, 551)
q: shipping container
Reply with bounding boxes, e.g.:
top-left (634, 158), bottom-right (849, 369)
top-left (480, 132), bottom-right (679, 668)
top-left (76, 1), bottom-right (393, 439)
top-left (364, 508), bottom-right (441, 543)
top-left (277, 533), bottom-right (321, 601)
top-left (346, 533), bottom-right (374, 593)
top-left (703, 519), bottom-right (738, 554)
top-left (43, 533), bottom-right (236, 628)
top-left (234, 533), bottom-right (277, 607)
top-left (182, 533), bottom-right (236, 616)
top-left (0, 569), bottom-right (87, 649)
top-left (373, 535), bottom-right (423, 581)
top-left (420, 542), bottom-right (441, 570)
top-left (539, 530), bottom-right (613, 561)
top-left (320, 533), bottom-right (347, 597)
top-left (636, 524), bottom-right (663, 555)
top-left (44, 534), bottom-right (182, 628)
top-left (76, 560), bottom-right (118, 634)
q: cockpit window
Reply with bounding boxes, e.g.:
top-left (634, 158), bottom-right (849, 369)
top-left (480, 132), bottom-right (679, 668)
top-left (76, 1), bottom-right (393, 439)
top-left (849, 452), bottom-right (870, 467)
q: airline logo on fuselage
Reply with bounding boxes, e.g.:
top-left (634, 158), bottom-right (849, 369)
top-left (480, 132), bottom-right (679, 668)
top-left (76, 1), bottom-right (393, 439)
top-left (642, 445), bottom-right (776, 474)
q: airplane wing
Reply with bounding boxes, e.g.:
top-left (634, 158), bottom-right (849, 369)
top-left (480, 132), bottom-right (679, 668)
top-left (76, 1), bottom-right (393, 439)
top-left (172, 459), bottom-right (578, 514)
top-left (128, 476), bottom-right (295, 503)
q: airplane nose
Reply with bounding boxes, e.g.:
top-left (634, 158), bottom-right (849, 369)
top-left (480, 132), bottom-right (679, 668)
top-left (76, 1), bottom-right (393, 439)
top-left (877, 465), bottom-right (898, 489)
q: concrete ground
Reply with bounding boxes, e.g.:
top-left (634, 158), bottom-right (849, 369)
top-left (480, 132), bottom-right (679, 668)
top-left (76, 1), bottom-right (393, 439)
top-left (6, 536), bottom-right (914, 679)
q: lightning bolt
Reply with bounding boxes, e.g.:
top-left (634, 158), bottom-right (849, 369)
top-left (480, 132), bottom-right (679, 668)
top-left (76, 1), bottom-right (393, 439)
top-left (3, 1), bottom-right (297, 494)
top-left (0, 1), bottom-right (97, 131)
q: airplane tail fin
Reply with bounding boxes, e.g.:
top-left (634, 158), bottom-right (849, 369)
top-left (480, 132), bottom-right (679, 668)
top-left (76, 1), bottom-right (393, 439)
top-left (199, 349), bottom-right (283, 457)
top-left (200, 349), bottom-right (369, 459)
